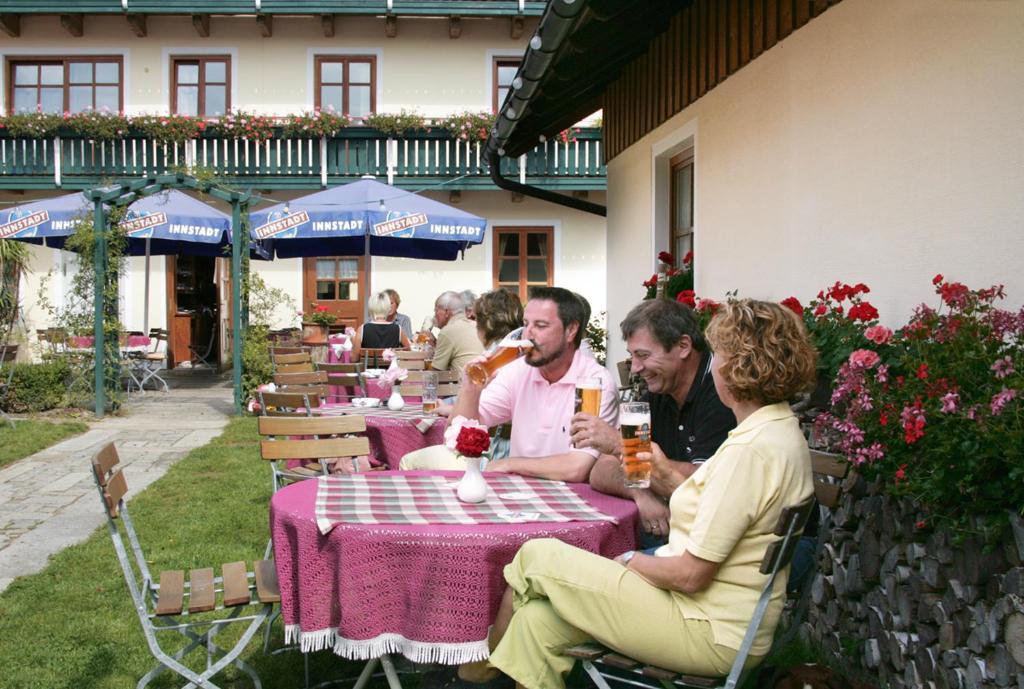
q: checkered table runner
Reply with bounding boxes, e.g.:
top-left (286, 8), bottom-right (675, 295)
top-left (315, 473), bottom-right (617, 533)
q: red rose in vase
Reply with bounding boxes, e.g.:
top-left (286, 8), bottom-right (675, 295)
top-left (455, 426), bottom-right (490, 458)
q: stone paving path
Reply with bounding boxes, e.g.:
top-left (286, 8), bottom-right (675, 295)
top-left (0, 373), bottom-right (234, 593)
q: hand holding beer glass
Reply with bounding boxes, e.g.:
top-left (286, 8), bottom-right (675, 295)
top-left (572, 377), bottom-right (602, 448)
top-left (620, 401), bottom-right (653, 488)
top-left (464, 332), bottom-right (533, 385)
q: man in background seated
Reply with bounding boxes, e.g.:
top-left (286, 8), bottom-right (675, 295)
top-left (431, 291), bottom-right (483, 376)
top-left (453, 286), bottom-right (619, 482)
top-left (571, 298), bottom-right (735, 546)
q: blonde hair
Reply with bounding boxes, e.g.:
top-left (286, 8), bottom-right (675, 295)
top-left (705, 299), bottom-right (817, 405)
top-left (367, 292), bottom-right (392, 319)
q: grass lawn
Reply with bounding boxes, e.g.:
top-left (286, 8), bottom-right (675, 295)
top-left (0, 419), bottom-right (90, 470)
top-left (0, 417), bottom-right (383, 689)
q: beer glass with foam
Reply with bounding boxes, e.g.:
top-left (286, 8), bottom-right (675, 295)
top-left (574, 377), bottom-right (602, 415)
top-left (620, 401), bottom-right (653, 488)
top-left (465, 330), bottom-right (533, 385)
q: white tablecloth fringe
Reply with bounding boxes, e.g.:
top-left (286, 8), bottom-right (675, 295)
top-left (284, 625), bottom-right (490, 664)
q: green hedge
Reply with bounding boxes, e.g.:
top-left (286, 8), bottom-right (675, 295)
top-left (0, 360), bottom-right (70, 413)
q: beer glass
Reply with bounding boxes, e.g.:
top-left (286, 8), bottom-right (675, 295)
top-left (574, 377), bottom-right (602, 416)
top-left (421, 371), bottom-right (439, 414)
top-left (465, 337), bottom-right (533, 385)
top-left (620, 401), bottom-right (653, 488)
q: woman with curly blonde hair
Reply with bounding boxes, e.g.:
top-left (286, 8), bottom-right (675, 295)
top-left (465, 299), bottom-right (817, 689)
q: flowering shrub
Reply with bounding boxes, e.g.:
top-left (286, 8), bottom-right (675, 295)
top-left (304, 303), bottom-right (336, 327)
top-left (802, 281), bottom-right (881, 386)
top-left (132, 114), bottom-right (207, 144)
top-left (554, 127), bottom-right (581, 144)
top-left (437, 111), bottom-right (495, 143)
top-left (815, 277), bottom-right (1024, 539)
top-left (281, 109), bottom-right (351, 138)
top-left (64, 110), bottom-right (131, 140)
top-left (363, 110), bottom-right (427, 136)
top-left (210, 111), bottom-right (275, 143)
top-left (642, 250), bottom-right (694, 300)
top-left (1, 111), bottom-right (64, 138)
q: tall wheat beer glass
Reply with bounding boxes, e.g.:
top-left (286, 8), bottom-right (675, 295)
top-left (574, 377), bottom-right (602, 415)
top-left (465, 338), bottom-right (533, 385)
top-left (620, 401), bottom-right (653, 488)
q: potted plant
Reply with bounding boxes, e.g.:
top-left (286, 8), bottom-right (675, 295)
top-left (301, 303), bottom-right (336, 344)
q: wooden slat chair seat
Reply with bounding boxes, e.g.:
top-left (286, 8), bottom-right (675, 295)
top-left (90, 442), bottom-right (278, 689)
top-left (565, 498), bottom-right (816, 689)
top-left (257, 415), bottom-right (371, 492)
top-left (396, 350), bottom-right (427, 370)
top-left (317, 362), bottom-right (365, 374)
top-left (358, 347), bottom-right (394, 368)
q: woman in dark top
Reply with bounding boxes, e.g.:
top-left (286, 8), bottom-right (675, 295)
top-left (354, 292), bottom-right (410, 353)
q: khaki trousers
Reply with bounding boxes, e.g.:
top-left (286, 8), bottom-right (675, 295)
top-left (489, 538), bottom-right (750, 689)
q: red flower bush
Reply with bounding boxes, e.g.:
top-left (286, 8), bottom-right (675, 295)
top-left (675, 290), bottom-right (696, 308)
top-left (780, 297), bottom-right (804, 316)
top-left (455, 426), bottom-right (491, 458)
top-left (814, 277), bottom-right (1023, 541)
top-left (802, 281), bottom-right (882, 385)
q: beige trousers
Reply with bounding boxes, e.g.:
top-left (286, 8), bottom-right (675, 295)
top-left (489, 538), bottom-right (751, 689)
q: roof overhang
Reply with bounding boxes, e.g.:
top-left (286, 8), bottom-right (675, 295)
top-left (487, 0), bottom-right (685, 158)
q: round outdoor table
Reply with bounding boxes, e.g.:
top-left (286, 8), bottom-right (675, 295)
top-left (315, 404), bottom-right (445, 469)
top-left (270, 472), bottom-right (638, 664)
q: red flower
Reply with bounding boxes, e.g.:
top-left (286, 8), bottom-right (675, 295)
top-left (848, 302), bottom-right (879, 322)
top-left (314, 304), bottom-right (330, 313)
top-left (915, 363), bottom-right (929, 380)
top-left (879, 412), bottom-right (888, 426)
top-left (197, 120), bottom-right (207, 130)
top-left (939, 281), bottom-right (969, 308)
top-left (814, 304), bottom-right (827, 317)
top-left (780, 297), bottom-right (803, 316)
top-left (894, 463), bottom-right (908, 483)
top-left (932, 274), bottom-right (944, 285)
top-left (695, 298), bottom-right (720, 313)
top-left (455, 426), bottom-right (490, 458)
top-left (658, 251), bottom-right (674, 265)
top-left (681, 251), bottom-right (693, 265)
top-left (915, 520), bottom-right (927, 530)
top-left (675, 290), bottom-right (696, 308)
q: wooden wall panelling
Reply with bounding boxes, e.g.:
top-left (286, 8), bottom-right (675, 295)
top-left (753, 0), bottom-right (764, 57)
top-left (739, 0), bottom-right (751, 65)
top-left (765, 0), bottom-right (779, 52)
top-left (716, 0), bottom-right (727, 83)
top-left (779, 0), bottom-right (794, 39)
top-left (696, 0), bottom-right (706, 98)
top-left (728, 0), bottom-right (740, 74)
top-left (796, 0), bottom-right (811, 27)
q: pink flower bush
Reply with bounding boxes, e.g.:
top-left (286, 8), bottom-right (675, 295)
top-left (814, 277), bottom-right (1022, 540)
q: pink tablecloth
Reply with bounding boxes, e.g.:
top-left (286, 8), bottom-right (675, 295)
top-left (270, 472), bottom-right (637, 663)
top-left (316, 404), bottom-right (445, 469)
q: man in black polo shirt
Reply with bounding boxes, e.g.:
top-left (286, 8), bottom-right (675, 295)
top-left (570, 299), bottom-right (735, 546)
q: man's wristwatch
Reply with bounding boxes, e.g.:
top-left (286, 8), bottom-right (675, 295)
top-left (620, 550), bottom-right (637, 566)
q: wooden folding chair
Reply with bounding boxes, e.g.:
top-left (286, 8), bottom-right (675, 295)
top-left (257, 415), bottom-right (371, 493)
top-left (565, 498), bottom-right (816, 689)
top-left (273, 370), bottom-right (328, 388)
top-left (269, 345), bottom-right (311, 357)
top-left (90, 442), bottom-right (278, 689)
top-left (324, 373), bottom-right (367, 402)
top-left (131, 329), bottom-right (170, 392)
top-left (272, 352), bottom-right (313, 367)
top-left (358, 348), bottom-right (390, 368)
top-left (317, 362), bottom-right (365, 374)
top-left (398, 381), bottom-right (460, 398)
top-left (396, 350), bottom-right (427, 370)
top-left (275, 362), bottom-right (315, 374)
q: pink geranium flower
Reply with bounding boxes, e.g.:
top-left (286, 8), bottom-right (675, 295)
top-left (848, 349), bottom-right (880, 369)
top-left (864, 325), bottom-right (893, 345)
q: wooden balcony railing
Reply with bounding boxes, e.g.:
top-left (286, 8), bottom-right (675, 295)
top-left (0, 127), bottom-right (605, 191)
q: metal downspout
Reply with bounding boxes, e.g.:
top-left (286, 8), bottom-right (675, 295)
top-left (486, 149), bottom-right (605, 217)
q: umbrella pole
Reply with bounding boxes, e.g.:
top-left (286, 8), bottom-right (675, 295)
top-left (231, 200), bottom-right (243, 415)
top-left (143, 238), bottom-right (151, 334)
top-left (364, 232), bottom-right (371, 321)
top-left (92, 199), bottom-right (106, 418)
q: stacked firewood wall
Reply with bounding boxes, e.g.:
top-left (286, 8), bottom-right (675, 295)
top-left (802, 475), bottom-right (1024, 688)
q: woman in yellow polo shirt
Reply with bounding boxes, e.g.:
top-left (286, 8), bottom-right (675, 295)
top-left (474, 299), bottom-right (817, 689)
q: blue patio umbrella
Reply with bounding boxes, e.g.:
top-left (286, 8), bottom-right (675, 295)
top-left (249, 178), bottom-right (486, 261)
top-left (0, 189), bottom-right (269, 259)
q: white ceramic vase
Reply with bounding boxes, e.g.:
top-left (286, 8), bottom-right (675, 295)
top-left (457, 458), bottom-right (488, 504)
top-left (387, 389), bottom-right (405, 410)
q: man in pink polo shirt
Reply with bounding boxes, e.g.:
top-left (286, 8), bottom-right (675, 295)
top-left (453, 287), bottom-right (619, 482)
